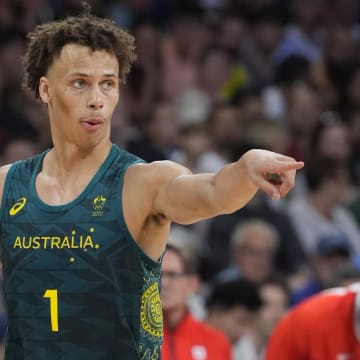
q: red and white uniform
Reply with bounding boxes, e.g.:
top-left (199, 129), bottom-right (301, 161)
top-left (162, 312), bottom-right (232, 360)
top-left (265, 284), bottom-right (360, 360)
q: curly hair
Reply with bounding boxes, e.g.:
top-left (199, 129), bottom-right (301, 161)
top-left (23, 4), bottom-right (136, 99)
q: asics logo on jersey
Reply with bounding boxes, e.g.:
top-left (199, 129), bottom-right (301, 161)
top-left (9, 197), bottom-right (27, 216)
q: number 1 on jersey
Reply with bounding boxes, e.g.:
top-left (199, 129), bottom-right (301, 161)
top-left (43, 289), bottom-right (59, 332)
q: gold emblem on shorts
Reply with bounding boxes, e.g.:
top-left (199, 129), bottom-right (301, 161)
top-left (140, 283), bottom-right (163, 337)
top-left (9, 197), bottom-right (27, 216)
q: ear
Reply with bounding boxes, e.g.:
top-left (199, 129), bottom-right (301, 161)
top-left (39, 76), bottom-right (51, 104)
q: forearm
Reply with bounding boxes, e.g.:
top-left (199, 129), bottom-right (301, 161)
top-left (211, 153), bottom-right (258, 214)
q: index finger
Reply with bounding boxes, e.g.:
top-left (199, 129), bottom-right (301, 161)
top-left (269, 160), bottom-right (304, 173)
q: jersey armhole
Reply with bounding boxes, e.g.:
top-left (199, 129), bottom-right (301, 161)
top-left (115, 160), bottom-right (161, 267)
top-left (0, 163), bottom-right (18, 223)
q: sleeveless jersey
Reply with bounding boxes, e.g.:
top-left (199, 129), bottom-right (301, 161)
top-left (0, 145), bottom-right (163, 360)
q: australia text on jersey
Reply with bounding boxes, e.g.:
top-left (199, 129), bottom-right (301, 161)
top-left (12, 228), bottom-right (100, 250)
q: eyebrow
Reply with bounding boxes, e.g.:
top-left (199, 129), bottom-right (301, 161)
top-left (68, 72), bottom-right (117, 78)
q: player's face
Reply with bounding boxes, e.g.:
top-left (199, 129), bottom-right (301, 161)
top-left (39, 44), bottom-right (120, 148)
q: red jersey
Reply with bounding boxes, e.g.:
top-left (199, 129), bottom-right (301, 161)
top-left (265, 285), bottom-right (360, 360)
top-left (162, 312), bottom-right (232, 360)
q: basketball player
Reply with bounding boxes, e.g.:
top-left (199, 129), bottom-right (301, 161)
top-left (0, 6), bottom-right (303, 360)
top-left (265, 284), bottom-right (360, 359)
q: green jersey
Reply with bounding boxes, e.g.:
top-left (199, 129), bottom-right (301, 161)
top-left (0, 145), bottom-right (163, 359)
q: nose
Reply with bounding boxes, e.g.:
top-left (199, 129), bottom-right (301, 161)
top-left (87, 85), bottom-right (104, 110)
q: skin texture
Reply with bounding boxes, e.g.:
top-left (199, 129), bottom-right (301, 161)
top-left (0, 44), bottom-right (304, 261)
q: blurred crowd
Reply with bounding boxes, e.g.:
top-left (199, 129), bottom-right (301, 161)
top-left (1, 0), bottom-right (360, 358)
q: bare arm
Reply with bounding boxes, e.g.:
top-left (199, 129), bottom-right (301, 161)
top-left (123, 149), bottom-right (303, 260)
top-left (153, 149), bottom-right (304, 224)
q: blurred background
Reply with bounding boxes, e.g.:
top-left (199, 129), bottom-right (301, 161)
top-left (1, 0), bottom-right (360, 358)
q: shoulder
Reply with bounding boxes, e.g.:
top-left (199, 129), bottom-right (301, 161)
top-left (267, 289), bottom-right (356, 359)
top-left (121, 160), bottom-right (192, 236)
top-left (0, 164), bottom-right (13, 206)
top-left (0, 164), bottom-right (11, 179)
top-left (284, 287), bottom-right (356, 329)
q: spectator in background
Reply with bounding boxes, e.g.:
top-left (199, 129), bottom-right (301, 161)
top-left (216, 12), bottom-right (248, 57)
top-left (240, 4), bottom-right (285, 88)
top-left (243, 118), bottom-right (287, 155)
top-left (0, 138), bottom-right (40, 166)
top-left (265, 284), bottom-right (360, 360)
top-left (0, 28), bottom-right (26, 101)
top-left (233, 88), bottom-right (265, 126)
top-left (214, 11), bottom-right (250, 98)
top-left (215, 219), bottom-right (280, 284)
top-left (288, 156), bottom-right (360, 257)
top-left (272, 0), bottom-right (323, 64)
top-left (311, 25), bottom-right (357, 111)
top-left (169, 88), bottom-right (212, 173)
top-left (0, 28), bottom-right (39, 143)
top-left (205, 279), bottom-right (263, 352)
top-left (290, 231), bottom-right (353, 305)
top-left (197, 103), bottom-right (243, 173)
top-left (18, 89), bottom-right (52, 150)
top-left (126, 101), bottom-right (179, 162)
top-left (161, 7), bottom-right (210, 100)
top-left (178, 45), bottom-right (237, 107)
top-left (161, 243), bottom-right (232, 360)
top-left (306, 111), bottom-right (351, 172)
top-left (262, 55), bottom-right (313, 123)
top-left (202, 190), bottom-right (307, 281)
top-left (284, 82), bottom-right (323, 163)
top-left (299, 111), bottom-right (353, 197)
top-left (196, 46), bottom-right (235, 103)
top-left (170, 122), bottom-right (212, 174)
top-left (234, 276), bottom-right (290, 360)
top-left (123, 21), bottom-right (162, 127)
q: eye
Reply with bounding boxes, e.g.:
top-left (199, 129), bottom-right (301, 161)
top-left (72, 79), bottom-right (86, 89)
top-left (102, 80), bottom-right (115, 90)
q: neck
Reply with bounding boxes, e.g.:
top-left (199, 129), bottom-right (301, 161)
top-left (43, 140), bottom-right (112, 187)
top-left (163, 307), bottom-right (188, 331)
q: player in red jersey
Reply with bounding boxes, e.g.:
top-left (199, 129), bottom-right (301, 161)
top-left (265, 284), bottom-right (360, 360)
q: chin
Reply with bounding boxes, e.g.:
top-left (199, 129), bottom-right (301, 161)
top-left (77, 135), bottom-right (107, 149)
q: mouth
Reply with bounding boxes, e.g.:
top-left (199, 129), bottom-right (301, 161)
top-left (80, 118), bottom-right (104, 130)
